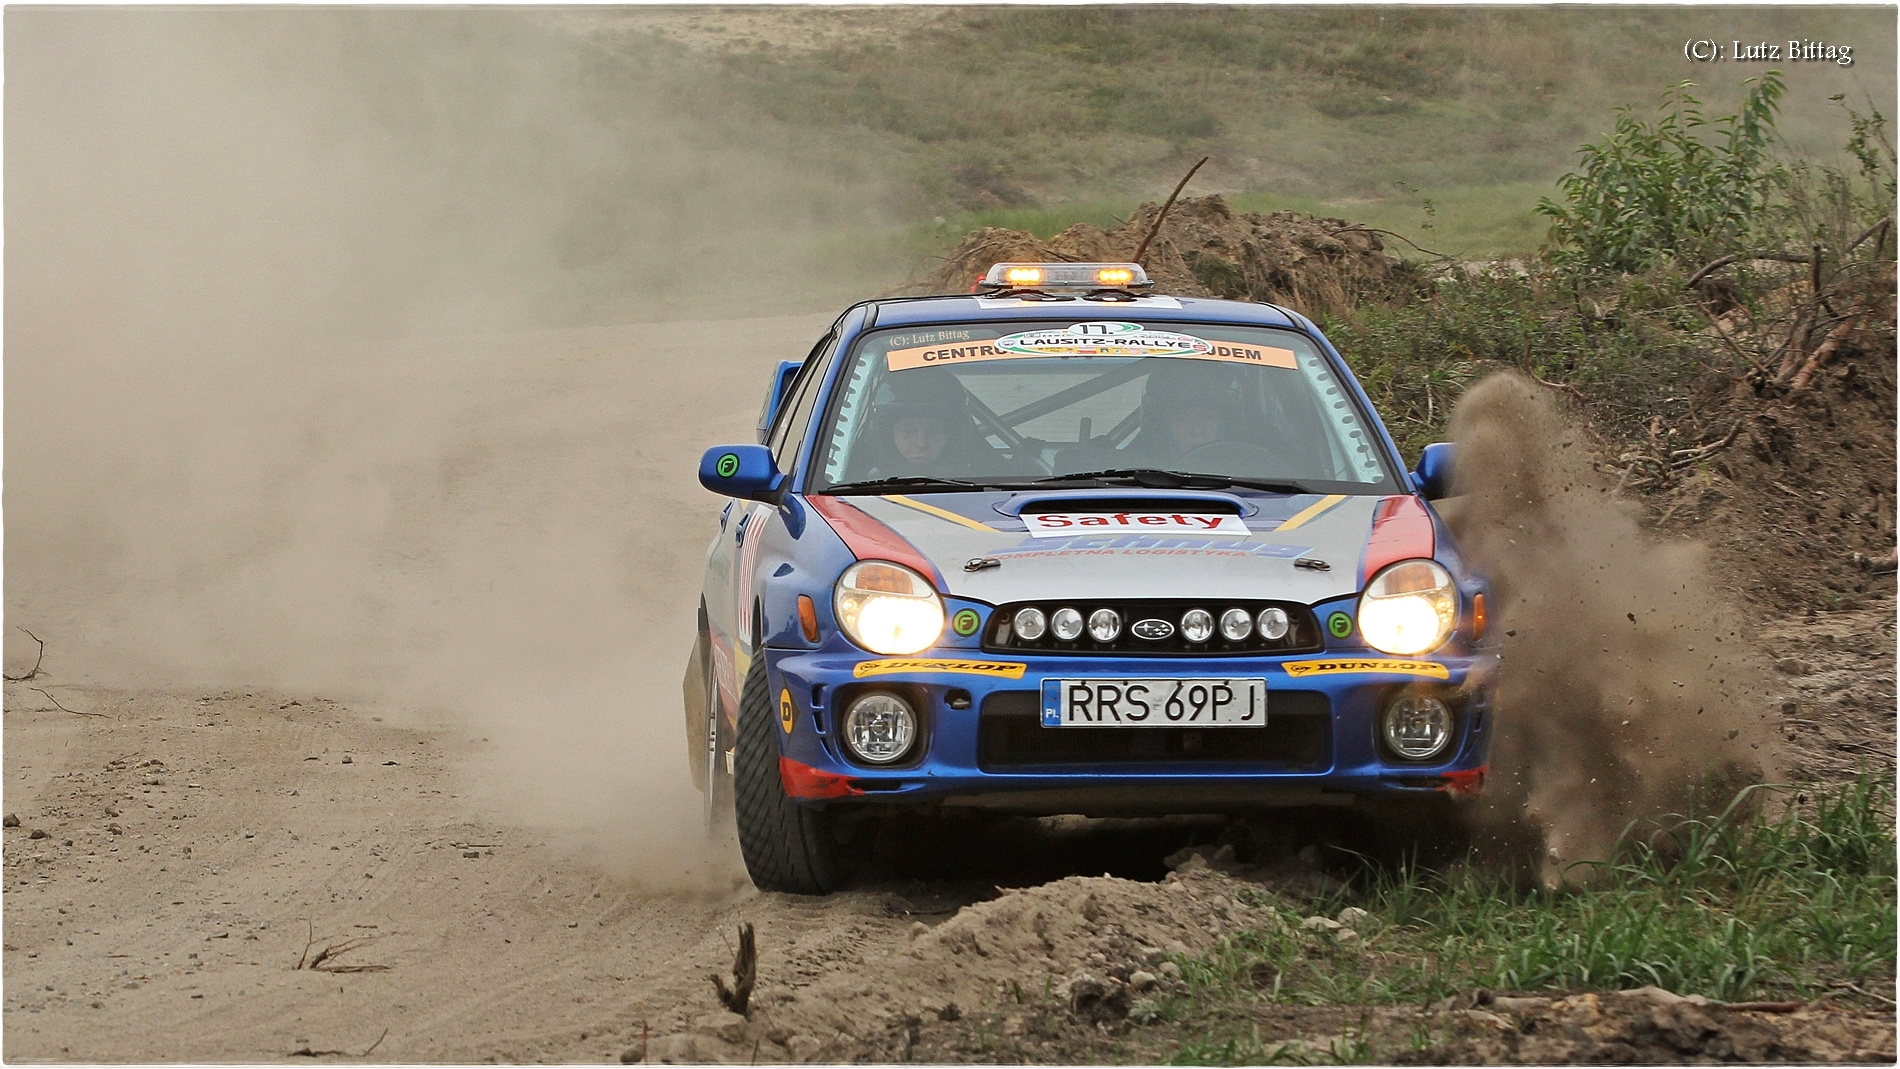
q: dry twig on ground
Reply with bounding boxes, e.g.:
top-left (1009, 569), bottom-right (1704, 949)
top-left (711, 922), bottom-right (757, 1016)
top-left (32, 688), bottom-right (105, 718)
top-left (5, 628), bottom-right (46, 682)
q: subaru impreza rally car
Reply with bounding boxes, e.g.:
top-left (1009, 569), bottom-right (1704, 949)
top-left (685, 262), bottom-right (1495, 894)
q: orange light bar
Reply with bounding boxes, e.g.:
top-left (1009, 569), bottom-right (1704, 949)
top-left (981, 262), bottom-right (1151, 291)
top-left (1003, 266), bottom-right (1044, 286)
top-left (1095, 267), bottom-right (1135, 285)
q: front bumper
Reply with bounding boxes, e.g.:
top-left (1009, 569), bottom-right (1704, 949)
top-left (762, 643), bottom-right (1497, 817)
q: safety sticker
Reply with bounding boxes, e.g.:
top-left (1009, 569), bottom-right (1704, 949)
top-left (886, 322), bottom-right (1298, 371)
top-left (1025, 512), bottom-right (1250, 538)
top-left (1282, 659), bottom-right (1450, 679)
top-left (853, 658), bottom-right (1027, 680)
top-left (778, 689), bottom-right (796, 734)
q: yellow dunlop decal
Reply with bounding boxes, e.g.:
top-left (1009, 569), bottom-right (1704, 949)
top-left (853, 658), bottom-right (1027, 680)
top-left (778, 689), bottom-right (795, 734)
top-left (1283, 658), bottom-right (1450, 679)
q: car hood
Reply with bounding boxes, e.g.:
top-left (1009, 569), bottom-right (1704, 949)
top-left (810, 489), bottom-right (1426, 605)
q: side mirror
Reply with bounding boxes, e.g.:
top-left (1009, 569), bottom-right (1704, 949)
top-left (1413, 442), bottom-right (1459, 501)
top-left (755, 360), bottom-right (803, 443)
top-left (700, 444), bottom-right (786, 502)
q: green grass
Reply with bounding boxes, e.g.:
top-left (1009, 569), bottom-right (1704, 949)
top-left (1171, 777), bottom-right (1895, 1044)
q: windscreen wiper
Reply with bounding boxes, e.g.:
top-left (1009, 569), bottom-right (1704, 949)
top-left (1032, 468), bottom-right (1314, 495)
top-left (821, 476), bottom-right (996, 495)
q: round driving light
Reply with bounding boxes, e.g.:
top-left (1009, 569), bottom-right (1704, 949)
top-left (1382, 695), bottom-right (1452, 761)
top-left (1087, 608), bottom-right (1122, 642)
top-left (1180, 608), bottom-right (1213, 643)
top-left (1013, 607), bottom-right (1047, 641)
top-left (1051, 607), bottom-right (1084, 641)
top-left (843, 692), bottom-right (917, 765)
top-left (1219, 608), bottom-right (1252, 641)
top-left (1256, 607), bottom-right (1290, 641)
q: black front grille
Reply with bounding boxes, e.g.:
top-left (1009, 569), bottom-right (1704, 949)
top-left (977, 690), bottom-right (1332, 770)
top-left (984, 599), bottom-right (1323, 656)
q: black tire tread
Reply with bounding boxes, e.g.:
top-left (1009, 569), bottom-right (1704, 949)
top-left (732, 652), bottom-right (844, 894)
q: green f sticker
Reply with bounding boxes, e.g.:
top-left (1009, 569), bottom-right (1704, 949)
top-left (1327, 611), bottom-right (1354, 638)
top-left (715, 453), bottom-right (741, 478)
top-left (951, 609), bottom-right (981, 636)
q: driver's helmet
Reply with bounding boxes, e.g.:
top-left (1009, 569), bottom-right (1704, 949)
top-left (869, 367), bottom-right (971, 422)
top-left (1139, 359), bottom-right (1243, 433)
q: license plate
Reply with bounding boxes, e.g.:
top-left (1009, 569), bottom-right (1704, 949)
top-left (1039, 678), bottom-right (1267, 728)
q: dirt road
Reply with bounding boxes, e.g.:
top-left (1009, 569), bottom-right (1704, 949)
top-left (6, 314), bottom-right (1893, 1062)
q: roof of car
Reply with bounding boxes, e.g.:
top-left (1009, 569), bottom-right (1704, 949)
top-left (866, 293), bottom-right (1307, 331)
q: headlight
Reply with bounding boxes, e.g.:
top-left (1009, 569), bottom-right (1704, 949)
top-left (1219, 608), bottom-right (1252, 641)
top-left (1357, 559), bottom-right (1457, 656)
top-left (1051, 607), bottom-right (1084, 641)
top-left (1179, 608), bottom-right (1213, 643)
top-left (843, 691), bottom-right (917, 764)
top-left (1013, 607), bottom-right (1047, 640)
top-left (1256, 606), bottom-right (1290, 641)
top-left (1382, 694), bottom-right (1452, 761)
top-left (834, 561), bottom-right (944, 655)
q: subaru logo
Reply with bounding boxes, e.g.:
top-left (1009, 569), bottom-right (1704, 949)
top-left (1131, 618), bottom-right (1174, 640)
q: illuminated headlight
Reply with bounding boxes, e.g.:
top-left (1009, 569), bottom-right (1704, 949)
top-left (1219, 608), bottom-right (1252, 641)
top-left (834, 561), bottom-right (944, 656)
top-left (843, 691), bottom-right (917, 764)
top-left (1051, 607), bottom-right (1084, 641)
top-left (1013, 607), bottom-right (1047, 641)
top-left (1256, 607), bottom-right (1290, 641)
top-left (1180, 608), bottom-right (1213, 643)
top-left (1088, 608), bottom-right (1121, 642)
top-left (1357, 559), bottom-right (1457, 656)
top-left (1382, 695), bottom-right (1452, 761)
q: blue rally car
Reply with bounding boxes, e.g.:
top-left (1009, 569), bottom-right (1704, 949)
top-left (686, 263), bottom-right (1495, 893)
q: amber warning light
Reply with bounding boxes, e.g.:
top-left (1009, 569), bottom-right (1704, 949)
top-left (981, 262), bottom-right (1151, 292)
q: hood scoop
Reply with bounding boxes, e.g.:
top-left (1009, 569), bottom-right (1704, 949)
top-left (996, 490), bottom-right (1256, 518)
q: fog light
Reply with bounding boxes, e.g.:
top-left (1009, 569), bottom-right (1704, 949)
top-left (1088, 608), bottom-right (1121, 642)
top-left (1180, 608), bottom-right (1213, 643)
top-left (1256, 607), bottom-right (1290, 641)
top-left (1219, 608), bottom-right (1252, 641)
top-left (1052, 607), bottom-right (1084, 641)
top-left (843, 692), bottom-right (917, 765)
top-left (1382, 695), bottom-right (1452, 761)
top-left (1013, 607), bottom-right (1047, 641)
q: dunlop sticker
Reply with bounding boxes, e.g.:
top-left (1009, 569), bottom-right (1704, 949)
top-left (853, 658), bottom-right (1027, 680)
top-left (778, 689), bottom-right (795, 734)
top-left (1282, 658), bottom-right (1450, 679)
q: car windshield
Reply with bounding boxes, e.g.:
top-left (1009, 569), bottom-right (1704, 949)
top-left (809, 320), bottom-right (1400, 494)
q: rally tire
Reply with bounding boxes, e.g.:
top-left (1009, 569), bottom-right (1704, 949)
top-left (700, 624), bottom-right (733, 835)
top-left (732, 652), bottom-right (847, 894)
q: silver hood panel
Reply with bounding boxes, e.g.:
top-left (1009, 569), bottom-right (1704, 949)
top-left (848, 494), bottom-right (1383, 605)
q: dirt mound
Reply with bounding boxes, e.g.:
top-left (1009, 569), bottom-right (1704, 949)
top-left (1401, 986), bottom-right (1897, 1064)
top-left (645, 865), bottom-right (1279, 1063)
top-left (924, 195), bottom-right (1420, 319)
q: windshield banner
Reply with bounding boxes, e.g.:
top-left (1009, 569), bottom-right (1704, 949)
top-left (1024, 511), bottom-right (1251, 538)
top-left (886, 322), bottom-right (1298, 371)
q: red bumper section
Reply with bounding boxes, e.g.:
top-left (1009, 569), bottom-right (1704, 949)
top-left (779, 756), bottom-right (864, 800)
top-left (1438, 764), bottom-right (1486, 799)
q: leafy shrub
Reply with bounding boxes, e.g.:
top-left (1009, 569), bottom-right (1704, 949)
top-left (1539, 73), bottom-right (1787, 275)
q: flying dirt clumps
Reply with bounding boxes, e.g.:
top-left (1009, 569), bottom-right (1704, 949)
top-left (924, 195), bottom-right (1422, 319)
top-left (1440, 373), bottom-right (1781, 880)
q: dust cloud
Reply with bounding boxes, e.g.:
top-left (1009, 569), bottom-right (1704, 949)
top-left (1441, 374), bottom-right (1781, 880)
top-left (6, 10), bottom-right (874, 888)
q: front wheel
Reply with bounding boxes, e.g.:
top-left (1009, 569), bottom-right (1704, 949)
top-left (732, 652), bottom-right (848, 894)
